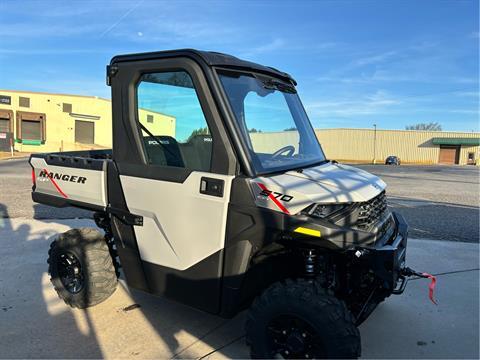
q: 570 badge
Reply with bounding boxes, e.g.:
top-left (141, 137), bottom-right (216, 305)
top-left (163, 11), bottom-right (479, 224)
top-left (259, 189), bottom-right (293, 202)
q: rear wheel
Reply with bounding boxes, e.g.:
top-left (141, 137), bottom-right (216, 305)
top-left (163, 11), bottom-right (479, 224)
top-left (47, 228), bottom-right (118, 309)
top-left (246, 279), bottom-right (361, 359)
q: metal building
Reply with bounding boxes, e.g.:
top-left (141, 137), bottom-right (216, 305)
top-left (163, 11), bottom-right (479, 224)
top-left (0, 90), bottom-right (175, 153)
top-left (316, 128), bottom-right (480, 165)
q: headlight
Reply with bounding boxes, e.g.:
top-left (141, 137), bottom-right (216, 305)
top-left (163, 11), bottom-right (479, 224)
top-left (304, 203), bottom-right (349, 219)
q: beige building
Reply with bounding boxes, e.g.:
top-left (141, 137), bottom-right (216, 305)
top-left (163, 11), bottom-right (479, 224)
top-left (0, 90), bottom-right (175, 153)
top-left (1, 89), bottom-right (478, 165)
top-left (316, 128), bottom-right (480, 165)
top-left (250, 128), bottom-right (480, 165)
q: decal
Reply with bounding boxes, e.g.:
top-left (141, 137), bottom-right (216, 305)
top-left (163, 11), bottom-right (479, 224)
top-left (39, 168), bottom-right (68, 199)
top-left (294, 227), bottom-right (321, 237)
top-left (255, 183), bottom-right (291, 215)
top-left (38, 170), bottom-right (86, 184)
top-left (259, 189), bottom-right (293, 202)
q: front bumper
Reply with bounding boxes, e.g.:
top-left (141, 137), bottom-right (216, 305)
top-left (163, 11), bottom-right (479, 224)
top-left (367, 212), bottom-right (408, 291)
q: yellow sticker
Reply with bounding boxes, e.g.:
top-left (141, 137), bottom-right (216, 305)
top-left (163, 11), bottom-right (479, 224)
top-left (294, 227), bottom-right (321, 237)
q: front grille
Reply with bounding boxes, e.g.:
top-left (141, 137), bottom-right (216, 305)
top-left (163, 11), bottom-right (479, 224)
top-left (356, 191), bottom-right (388, 229)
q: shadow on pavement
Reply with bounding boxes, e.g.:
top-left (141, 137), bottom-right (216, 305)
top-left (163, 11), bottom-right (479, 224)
top-left (1, 203), bottom-right (244, 358)
top-left (0, 203), bottom-right (103, 358)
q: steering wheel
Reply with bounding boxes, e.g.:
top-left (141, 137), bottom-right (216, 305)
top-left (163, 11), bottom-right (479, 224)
top-left (271, 145), bottom-right (295, 159)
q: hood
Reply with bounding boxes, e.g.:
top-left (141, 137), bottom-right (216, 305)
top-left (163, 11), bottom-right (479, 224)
top-left (250, 162), bottom-right (386, 215)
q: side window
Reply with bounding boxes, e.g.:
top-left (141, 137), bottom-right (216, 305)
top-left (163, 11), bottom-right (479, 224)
top-left (136, 71), bottom-right (213, 172)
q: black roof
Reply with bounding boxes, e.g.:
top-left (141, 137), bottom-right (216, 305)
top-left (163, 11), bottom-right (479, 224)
top-left (110, 48), bottom-right (296, 85)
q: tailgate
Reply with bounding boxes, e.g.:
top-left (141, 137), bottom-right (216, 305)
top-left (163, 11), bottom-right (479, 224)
top-left (30, 153), bottom-right (108, 210)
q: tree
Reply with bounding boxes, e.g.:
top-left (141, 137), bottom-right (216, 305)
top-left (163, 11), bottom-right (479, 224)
top-left (284, 127), bottom-right (297, 131)
top-left (405, 122), bottom-right (442, 131)
top-left (248, 128), bottom-right (262, 133)
top-left (187, 127), bottom-right (209, 141)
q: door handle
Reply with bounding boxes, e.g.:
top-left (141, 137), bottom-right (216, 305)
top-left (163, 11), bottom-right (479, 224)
top-left (200, 177), bottom-right (224, 197)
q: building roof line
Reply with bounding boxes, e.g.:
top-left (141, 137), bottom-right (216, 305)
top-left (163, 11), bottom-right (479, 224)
top-left (317, 127), bottom-right (480, 135)
top-left (0, 89), bottom-right (175, 120)
top-left (0, 89), bottom-right (111, 102)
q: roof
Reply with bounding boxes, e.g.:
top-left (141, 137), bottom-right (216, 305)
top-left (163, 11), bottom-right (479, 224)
top-left (0, 89), bottom-right (110, 102)
top-left (432, 137), bottom-right (480, 146)
top-left (109, 48), bottom-right (296, 84)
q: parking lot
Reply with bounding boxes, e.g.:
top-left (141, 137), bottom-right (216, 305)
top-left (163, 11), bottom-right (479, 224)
top-left (0, 158), bottom-right (479, 358)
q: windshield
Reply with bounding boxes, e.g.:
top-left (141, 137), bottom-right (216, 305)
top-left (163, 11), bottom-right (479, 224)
top-left (218, 71), bottom-right (325, 174)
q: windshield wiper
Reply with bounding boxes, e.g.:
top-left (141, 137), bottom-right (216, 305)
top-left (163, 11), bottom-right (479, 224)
top-left (262, 79), bottom-right (297, 94)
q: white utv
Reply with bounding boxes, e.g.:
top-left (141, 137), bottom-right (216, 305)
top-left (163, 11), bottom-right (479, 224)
top-left (30, 49), bottom-right (413, 359)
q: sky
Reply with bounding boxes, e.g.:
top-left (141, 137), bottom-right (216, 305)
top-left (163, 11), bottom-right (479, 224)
top-left (0, 0), bottom-right (478, 132)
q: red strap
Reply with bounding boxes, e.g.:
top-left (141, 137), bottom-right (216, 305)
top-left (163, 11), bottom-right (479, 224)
top-left (422, 272), bottom-right (437, 305)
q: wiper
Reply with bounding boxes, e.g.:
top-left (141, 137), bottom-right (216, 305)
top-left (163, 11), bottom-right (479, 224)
top-left (295, 159), bottom-right (331, 173)
top-left (263, 79), bottom-right (297, 94)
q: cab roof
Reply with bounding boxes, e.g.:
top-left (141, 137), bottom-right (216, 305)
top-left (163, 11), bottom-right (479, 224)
top-left (109, 48), bottom-right (296, 85)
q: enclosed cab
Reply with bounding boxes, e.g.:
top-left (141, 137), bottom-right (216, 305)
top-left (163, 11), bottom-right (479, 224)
top-left (31, 49), bottom-right (412, 359)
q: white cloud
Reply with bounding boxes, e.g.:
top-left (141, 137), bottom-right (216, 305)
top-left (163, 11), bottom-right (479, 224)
top-left (239, 38), bottom-right (286, 57)
top-left (305, 90), bottom-right (401, 117)
top-left (353, 50), bottom-right (398, 67)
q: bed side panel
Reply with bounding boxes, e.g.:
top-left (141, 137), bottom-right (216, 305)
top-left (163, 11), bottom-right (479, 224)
top-left (30, 156), bottom-right (107, 208)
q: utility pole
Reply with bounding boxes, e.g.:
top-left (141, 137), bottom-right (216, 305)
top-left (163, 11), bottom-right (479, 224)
top-left (373, 124), bottom-right (377, 164)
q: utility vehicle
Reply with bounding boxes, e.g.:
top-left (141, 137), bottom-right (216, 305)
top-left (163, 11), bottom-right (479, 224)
top-left (30, 49), bottom-right (415, 358)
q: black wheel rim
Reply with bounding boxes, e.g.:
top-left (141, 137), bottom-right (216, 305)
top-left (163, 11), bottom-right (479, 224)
top-left (267, 314), bottom-right (326, 359)
top-left (57, 251), bottom-right (84, 294)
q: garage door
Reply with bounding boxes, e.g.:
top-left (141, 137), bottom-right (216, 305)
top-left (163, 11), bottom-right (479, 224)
top-left (0, 118), bottom-right (10, 133)
top-left (75, 120), bottom-right (94, 144)
top-left (439, 146), bottom-right (459, 164)
top-left (21, 120), bottom-right (42, 140)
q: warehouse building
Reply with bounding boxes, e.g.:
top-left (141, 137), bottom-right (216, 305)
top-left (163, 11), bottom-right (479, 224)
top-left (0, 90), bottom-right (175, 153)
top-left (316, 128), bottom-right (480, 165)
top-left (250, 128), bottom-right (480, 165)
top-left (1, 89), bottom-right (478, 165)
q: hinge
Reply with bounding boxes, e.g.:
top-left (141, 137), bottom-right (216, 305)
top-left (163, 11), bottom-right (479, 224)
top-left (106, 64), bottom-right (119, 86)
top-left (108, 205), bottom-right (143, 226)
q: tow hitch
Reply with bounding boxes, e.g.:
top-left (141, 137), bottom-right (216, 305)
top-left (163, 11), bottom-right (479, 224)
top-left (394, 267), bottom-right (438, 304)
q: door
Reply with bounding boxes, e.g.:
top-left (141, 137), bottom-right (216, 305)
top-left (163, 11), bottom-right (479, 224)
top-left (75, 120), bottom-right (94, 144)
top-left (439, 146), bottom-right (459, 164)
top-left (21, 120), bottom-right (41, 140)
top-left (110, 57), bottom-right (236, 313)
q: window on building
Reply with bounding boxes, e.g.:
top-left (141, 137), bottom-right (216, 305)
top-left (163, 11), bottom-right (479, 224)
top-left (75, 120), bottom-right (95, 144)
top-left (147, 114), bottom-right (154, 123)
top-left (19, 97), bottom-right (30, 108)
top-left (62, 103), bottom-right (72, 113)
top-left (136, 71), bottom-right (212, 172)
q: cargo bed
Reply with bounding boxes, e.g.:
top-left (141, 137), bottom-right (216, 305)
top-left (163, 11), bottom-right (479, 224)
top-left (30, 149), bottom-right (112, 211)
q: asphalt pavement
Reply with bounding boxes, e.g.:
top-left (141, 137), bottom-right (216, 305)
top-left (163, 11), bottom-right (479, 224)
top-left (357, 164), bottom-right (479, 242)
top-left (0, 218), bottom-right (478, 359)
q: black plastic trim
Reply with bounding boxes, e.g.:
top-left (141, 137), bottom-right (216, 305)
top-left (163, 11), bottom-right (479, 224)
top-left (31, 191), bottom-right (105, 212)
top-left (110, 49), bottom-right (295, 85)
top-left (30, 152), bottom-right (110, 171)
top-left (107, 161), bottom-right (149, 292)
top-left (142, 250), bottom-right (224, 314)
top-left (117, 162), bottom-right (191, 183)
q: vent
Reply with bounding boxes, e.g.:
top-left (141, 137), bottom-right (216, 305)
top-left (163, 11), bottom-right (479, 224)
top-left (63, 103), bottom-right (72, 113)
top-left (356, 191), bottom-right (388, 229)
top-left (19, 97), bottom-right (30, 108)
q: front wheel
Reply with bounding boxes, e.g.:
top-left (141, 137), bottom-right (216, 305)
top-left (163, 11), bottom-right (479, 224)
top-left (246, 279), bottom-right (361, 359)
top-left (47, 228), bottom-right (118, 309)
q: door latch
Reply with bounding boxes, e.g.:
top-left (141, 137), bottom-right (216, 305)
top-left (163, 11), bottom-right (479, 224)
top-left (200, 177), bottom-right (224, 197)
